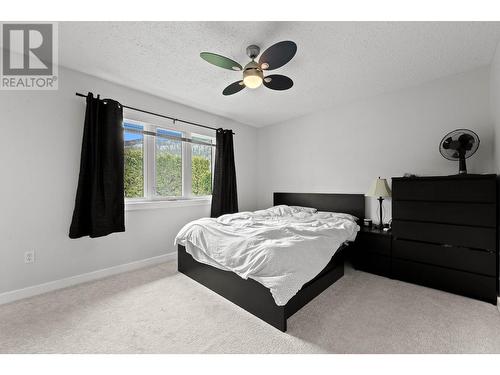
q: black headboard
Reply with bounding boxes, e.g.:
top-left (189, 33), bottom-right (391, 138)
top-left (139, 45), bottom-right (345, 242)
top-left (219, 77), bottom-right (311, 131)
top-left (273, 192), bottom-right (365, 220)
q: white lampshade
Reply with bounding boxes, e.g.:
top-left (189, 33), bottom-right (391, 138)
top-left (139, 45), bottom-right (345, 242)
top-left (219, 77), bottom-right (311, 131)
top-left (366, 177), bottom-right (392, 198)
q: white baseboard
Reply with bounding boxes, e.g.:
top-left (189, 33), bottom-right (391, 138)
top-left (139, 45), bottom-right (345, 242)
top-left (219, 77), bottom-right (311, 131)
top-left (0, 252), bottom-right (177, 306)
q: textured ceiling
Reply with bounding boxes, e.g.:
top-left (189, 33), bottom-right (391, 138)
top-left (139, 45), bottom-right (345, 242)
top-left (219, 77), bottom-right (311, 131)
top-left (59, 22), bottom-right (500, 127)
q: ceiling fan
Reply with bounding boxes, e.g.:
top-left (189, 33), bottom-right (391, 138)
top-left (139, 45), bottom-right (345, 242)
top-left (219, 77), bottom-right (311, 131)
top-left (200, 41), bottom-right (297, 96)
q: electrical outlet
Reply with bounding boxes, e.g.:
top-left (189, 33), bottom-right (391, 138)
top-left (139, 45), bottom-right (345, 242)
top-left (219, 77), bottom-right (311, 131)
top-left (24, 250), bottom-right (35, 264)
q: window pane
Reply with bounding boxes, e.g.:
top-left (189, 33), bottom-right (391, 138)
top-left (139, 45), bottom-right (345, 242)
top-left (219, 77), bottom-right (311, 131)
top-left (123, 122), bottom-right (144, 198)
top-left (156, 128), bottom-right (182, 197)
top-left (192, 135), bottom-right (213, 196)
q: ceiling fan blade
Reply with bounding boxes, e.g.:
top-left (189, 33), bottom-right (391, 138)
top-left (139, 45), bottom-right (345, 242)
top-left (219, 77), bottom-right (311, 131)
top-left (223, 81), bottom-right (245, 96)
top-left (200, 52), bottom-right (242, 71)
top-left (263, 75), bottom-right (293, 91)
top-left (259, 41), bottom-right (297, 70)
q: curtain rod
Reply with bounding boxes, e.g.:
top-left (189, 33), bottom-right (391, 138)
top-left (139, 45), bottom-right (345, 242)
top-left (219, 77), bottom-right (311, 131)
top-left (75, 92), bottom-right (235, 135)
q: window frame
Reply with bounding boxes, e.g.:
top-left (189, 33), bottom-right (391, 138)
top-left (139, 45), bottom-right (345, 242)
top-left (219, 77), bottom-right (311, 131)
top-left (123, 119), bottom-right (146, 202)
top-left (190, 132), bottom-right (216, 199)
top-left (152, 125), bottom-right (185, 200)
top-left (123, 118), bottom-right (215, 207)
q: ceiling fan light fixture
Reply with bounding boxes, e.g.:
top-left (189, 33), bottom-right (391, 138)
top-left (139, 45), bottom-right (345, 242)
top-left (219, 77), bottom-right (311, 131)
top-left (243, 68), bottom-right (263, 89)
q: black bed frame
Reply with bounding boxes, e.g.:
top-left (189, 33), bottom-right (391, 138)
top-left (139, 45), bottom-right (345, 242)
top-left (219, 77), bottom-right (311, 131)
top-left (177, 192), bottom-right (365, 332)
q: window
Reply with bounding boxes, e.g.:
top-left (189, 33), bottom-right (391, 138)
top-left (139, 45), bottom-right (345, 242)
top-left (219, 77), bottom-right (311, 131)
top-left (191, 134), bottom-right (213, 196)
top-left (155, 128), bottom-right (182, 197)
top-left (124, 122), bottom-right (144, 199)
top-left (123, 119), bottom-right (215, 202)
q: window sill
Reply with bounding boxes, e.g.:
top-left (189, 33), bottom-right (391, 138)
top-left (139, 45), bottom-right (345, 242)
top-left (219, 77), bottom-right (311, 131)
top-left (125, 198), bottom-right (212, 211)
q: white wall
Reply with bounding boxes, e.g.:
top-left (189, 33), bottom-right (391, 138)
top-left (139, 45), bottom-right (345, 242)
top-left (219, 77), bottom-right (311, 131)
top-left (0, 67), bottom-right (258, 294)
top-left (491, 42), bottom-right (500, 173)
top-left (257, 67), bottom-right (494, 222)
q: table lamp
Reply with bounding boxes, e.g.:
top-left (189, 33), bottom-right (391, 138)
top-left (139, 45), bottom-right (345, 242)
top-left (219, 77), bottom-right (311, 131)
top-left (366, 177), bottom-right (392, 229)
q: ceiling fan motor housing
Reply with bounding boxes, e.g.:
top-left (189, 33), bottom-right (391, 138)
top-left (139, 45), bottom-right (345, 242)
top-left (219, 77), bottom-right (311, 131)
top-left (244, 60), bottom-right (260, 71)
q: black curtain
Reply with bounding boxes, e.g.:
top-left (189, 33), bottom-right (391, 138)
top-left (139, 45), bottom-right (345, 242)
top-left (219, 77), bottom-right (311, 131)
top-left (211, 128), bottom-right (238, 217)
top-left (69, 93), bottom-right (125, 238)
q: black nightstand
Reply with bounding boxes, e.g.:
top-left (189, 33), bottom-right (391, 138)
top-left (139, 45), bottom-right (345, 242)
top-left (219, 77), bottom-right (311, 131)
top-left (352, 226), bottom-right (392, 277)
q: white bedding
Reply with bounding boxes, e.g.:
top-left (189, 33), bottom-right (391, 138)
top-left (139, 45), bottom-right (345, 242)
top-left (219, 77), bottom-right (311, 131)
top-left (174, 205), bottom-right (360, 306)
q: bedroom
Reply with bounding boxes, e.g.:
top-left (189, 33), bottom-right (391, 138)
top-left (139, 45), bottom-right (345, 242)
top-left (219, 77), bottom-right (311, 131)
top-left (2, 1), bottom-right (500, 372)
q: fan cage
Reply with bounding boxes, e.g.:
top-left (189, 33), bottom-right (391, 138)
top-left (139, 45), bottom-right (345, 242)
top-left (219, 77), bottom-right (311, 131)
top-left (439, 129), bottom-right (480, 161)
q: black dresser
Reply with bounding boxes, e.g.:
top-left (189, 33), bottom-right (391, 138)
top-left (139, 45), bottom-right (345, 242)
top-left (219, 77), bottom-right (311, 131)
top-left (391, 174), bottom-right (498, 304)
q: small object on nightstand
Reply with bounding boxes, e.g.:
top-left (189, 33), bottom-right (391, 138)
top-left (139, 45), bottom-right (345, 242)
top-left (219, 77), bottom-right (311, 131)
top-left (366, 177), bottom-right (392, 229)
top-left (363, 218), bottom-right (372, 227)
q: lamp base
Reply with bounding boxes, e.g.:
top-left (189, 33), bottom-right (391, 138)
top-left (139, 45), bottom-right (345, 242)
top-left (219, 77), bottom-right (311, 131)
top-left (378, 197), bottom-right (384, 229)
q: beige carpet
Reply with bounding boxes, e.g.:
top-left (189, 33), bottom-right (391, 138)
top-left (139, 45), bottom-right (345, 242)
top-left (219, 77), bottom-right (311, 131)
top-left (1, 260), bottom-right (500, 354)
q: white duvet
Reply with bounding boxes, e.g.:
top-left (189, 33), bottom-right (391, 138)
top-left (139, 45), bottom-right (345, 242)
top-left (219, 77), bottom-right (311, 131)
top-left (174, 205), bottom-right (360, 306)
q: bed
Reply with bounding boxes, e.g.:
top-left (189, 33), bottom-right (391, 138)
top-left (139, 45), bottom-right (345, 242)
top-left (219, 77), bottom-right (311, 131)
top-left (177, 192), bottom-right (365, 332)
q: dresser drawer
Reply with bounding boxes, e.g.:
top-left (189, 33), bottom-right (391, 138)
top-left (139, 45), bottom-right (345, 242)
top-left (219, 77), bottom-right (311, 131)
top-left (392, 239), bottom-right (496, 276)
top-left (392, 177), bottom-right (496, 203)
top-left (392, 201), bottom-right (496, 227)
top-left (392, 220), bottom-right (496, 250)
top-left (392, 258), bottom-right (498, 304)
